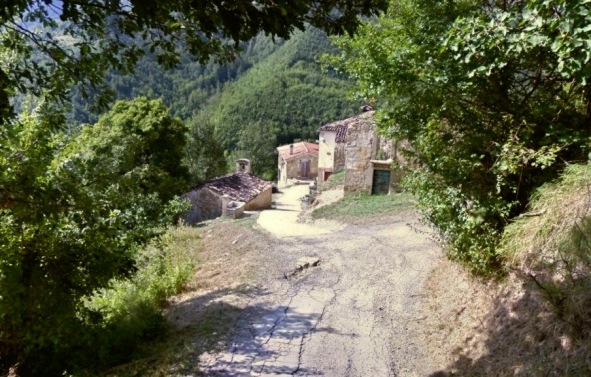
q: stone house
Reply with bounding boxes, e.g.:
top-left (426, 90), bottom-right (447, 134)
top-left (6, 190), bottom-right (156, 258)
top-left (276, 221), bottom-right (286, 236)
top-left (318, 106), bottom-right (406, 195)
top-left (341, 109), bottom-right (407, 195)
top-left (184, 160), bottom-right (272, 223)
top-left (317, 120), bottom-right (348, 185)
top-left (276, 142), bottom-right (319, 186)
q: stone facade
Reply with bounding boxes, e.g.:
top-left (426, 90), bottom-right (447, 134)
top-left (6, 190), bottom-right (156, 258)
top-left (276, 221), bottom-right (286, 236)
top-left (342, 111), bottom-right (405, 194)
top-left (184, 187), bottom-right (223, 223)
top-left (277, 142), bottom-right (319, 187)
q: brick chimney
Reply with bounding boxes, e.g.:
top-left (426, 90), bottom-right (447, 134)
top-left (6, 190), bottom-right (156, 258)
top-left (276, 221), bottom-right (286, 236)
top-left (289, 144), bottom-right (294, 155)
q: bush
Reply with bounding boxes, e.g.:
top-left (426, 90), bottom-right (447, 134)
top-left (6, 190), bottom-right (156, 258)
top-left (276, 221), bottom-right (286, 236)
top-left (84, 226), bottom-right (198, 369)
top-left (500, 164), bottom-right (591, 338)
top-left (406, 169), bottom-right (511, 277)
top-left (0, 99), bottom-right (190, 376)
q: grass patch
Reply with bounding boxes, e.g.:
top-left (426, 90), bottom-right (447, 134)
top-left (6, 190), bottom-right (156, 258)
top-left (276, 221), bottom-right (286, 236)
top-left (319, 170), bottom-right (345, 191)
top-left (312, 192), bottom-right (415, 221)
top-left (499, 164), bottom-right (591, 374)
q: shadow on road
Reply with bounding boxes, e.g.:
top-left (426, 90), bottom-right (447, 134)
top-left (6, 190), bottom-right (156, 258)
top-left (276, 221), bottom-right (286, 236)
top-left (162, 286), bottom-right (342, 376)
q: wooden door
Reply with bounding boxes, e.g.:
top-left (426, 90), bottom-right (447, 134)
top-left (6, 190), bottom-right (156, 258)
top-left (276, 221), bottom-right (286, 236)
top-left (300, 160), bottom-right (311, 178)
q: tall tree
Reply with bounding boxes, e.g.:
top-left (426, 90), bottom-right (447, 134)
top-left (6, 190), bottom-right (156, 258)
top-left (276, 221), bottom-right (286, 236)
top-left (0, 98), bottom-right (188, 374)
top-left (329, 0), bottom-right (591, 275)
top-left (184, 115), bottom-right (227, 186)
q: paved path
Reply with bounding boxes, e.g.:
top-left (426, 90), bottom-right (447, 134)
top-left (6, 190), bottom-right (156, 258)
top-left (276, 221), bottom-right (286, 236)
top-left (256, 185), bottom-right (344, 237)
top-left (203, 185), bottom-right (441, 376)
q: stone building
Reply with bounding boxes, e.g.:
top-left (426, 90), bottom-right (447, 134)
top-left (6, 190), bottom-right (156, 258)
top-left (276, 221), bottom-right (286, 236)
top-left (342, 110), bottom-right (405, 195)
top-left (184, 160), bottom-right (272, 223)
top-left (317, 120), bottom-right (348, 185)
top-left (276, 142), bottom-right (319, 186)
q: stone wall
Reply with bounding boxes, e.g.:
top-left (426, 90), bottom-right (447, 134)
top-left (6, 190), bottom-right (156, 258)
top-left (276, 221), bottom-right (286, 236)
top-left (285, 155), bottom-right (318, 180)
top-left (318, 131), bottom-right (335, 184)
top-left (244, 187), bottom-right (272, 211)
top-left (318, 131), bottom-right (347, 185)
top-left (318, 131), bottom-right (335, 172)
top-left (344, 119), bottom-right (378, 194)
top-left (225, 200), bottom-right (245, 218)
top-left (184, 187), bottom-right (222, 223)
top-left (334, 143), bottom-right (346, 172)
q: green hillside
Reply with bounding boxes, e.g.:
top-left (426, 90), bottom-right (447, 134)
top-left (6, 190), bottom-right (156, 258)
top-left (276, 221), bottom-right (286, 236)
top-left (208, 28), bottom-right (359, 177)
top-left (69, 27), bottom-right (358, 179)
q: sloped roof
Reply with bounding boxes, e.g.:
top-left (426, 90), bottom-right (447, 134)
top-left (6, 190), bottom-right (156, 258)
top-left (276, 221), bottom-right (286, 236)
top-left (318, 111), bottom-right (375, 143)
top-left (200, 173), bottom-right (272, 203)
top-left (318, 123), bottom-right (348, 143)
top-left (276, 142), bottom-right (319, 161)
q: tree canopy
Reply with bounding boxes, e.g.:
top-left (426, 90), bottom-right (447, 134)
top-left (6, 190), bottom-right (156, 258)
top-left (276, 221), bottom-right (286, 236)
top-left (0, 0), bottom-right (387, 120)
top-left (328, 0), bottom-right (591, 275)
top-left (0, 98), bottom-right (189, 374)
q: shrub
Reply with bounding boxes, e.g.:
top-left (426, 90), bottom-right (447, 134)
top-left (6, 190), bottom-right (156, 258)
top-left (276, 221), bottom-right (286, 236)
top-left (0, 98), bottom-right (191, 375)
top-left (84, 226), bottom-right (198, 369)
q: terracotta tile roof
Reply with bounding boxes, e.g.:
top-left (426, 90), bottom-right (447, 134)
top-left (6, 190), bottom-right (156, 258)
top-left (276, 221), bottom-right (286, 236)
top-left (200, 173), bottom-right (272, 203)
top-left (276, 142), bottom-right (319, 161)
top-left (318, 111), bottom-right (375, 143)
top-left (318, 123), bottom-right (348, 143)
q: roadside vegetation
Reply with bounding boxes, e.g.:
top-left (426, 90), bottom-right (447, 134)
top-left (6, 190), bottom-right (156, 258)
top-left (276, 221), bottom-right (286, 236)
top-left (83, 225), bottom-right (200, 375)
top-left (500, 163), bottom-right (591, 366)
top-left (96, 219), bottom-right (269, 377)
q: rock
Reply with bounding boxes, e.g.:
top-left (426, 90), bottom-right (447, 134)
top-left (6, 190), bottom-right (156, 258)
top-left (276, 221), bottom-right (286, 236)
top-left (284, 257), bottom-right (320, 279)
top-left (296, 257), bottom-right (320, 270)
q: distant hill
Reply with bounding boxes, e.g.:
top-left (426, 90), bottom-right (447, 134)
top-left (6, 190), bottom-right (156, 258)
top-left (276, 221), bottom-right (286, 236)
top-left (67, 27), bottom-right (360, 178)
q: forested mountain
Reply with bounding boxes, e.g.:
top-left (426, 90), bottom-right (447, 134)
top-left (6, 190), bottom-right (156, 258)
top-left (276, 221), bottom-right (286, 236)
top-left (210, 28), bottom-right (360, 177)
top-left (69, 33), bottom-right (283, 123)
top-left (70, 27), bottom-right (359, 179)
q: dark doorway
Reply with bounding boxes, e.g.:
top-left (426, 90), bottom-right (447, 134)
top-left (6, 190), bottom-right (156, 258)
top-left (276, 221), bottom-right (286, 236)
top-left (372, 169), bottom-right (391, 195)
top-left (300, 160), bottom-right (311, 178)
top-left (324, 171), bottom-right (332, 182)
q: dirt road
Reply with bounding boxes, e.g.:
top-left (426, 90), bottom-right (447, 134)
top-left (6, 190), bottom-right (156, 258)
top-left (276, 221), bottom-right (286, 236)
top-left (201, 185), bottom-right (443, 376)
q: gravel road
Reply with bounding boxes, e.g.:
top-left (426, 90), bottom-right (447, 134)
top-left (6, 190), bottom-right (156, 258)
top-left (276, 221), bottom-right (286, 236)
top-left (201, 185), bottom-right (443, 377)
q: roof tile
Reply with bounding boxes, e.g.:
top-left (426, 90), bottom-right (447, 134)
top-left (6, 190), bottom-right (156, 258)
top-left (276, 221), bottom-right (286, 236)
top-left (276, 141), bottom-right (319, 161)
top-left (199, 173), bottom-right (272, 203)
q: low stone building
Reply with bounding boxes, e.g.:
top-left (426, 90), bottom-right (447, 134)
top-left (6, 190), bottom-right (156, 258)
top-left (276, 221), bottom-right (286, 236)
top-left (317, 120), bottom-right (348, 185)
top-left (276, 142), bottom-right (319, 186)
top-left (184, 160), bottom-right (272, 223)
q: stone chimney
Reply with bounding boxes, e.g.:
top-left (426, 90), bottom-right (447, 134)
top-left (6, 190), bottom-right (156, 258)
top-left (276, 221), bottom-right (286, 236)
top-left (289, 144), bottom-right (294, 155)
top-left (236, 158), bottom-right (251, 174)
